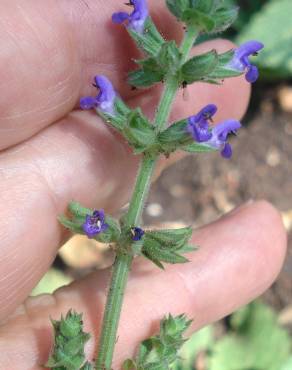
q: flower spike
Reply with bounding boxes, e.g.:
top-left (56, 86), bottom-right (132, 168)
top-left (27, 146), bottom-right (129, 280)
top-left (80, 75), bottom-right (117, 115)
top-left (227, 40), bottom-right (264, 83)
top-left (82, 210), bottom-right (109, 239)
top-left (187, 104), bottom-right (217, 142)
top-left (112, 0), bottom-right (149, 34)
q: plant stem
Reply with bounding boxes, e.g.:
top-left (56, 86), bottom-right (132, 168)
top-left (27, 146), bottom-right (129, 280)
top-left (155, 25), bottom-right (198, 132)
top-left (95, 26), bottom-right (198, 370)
top-left (95, 156), bottom-right (156, 370)
top-left (95, 253), bottom-right (132, 370)
top-left (155, 76), bottom-right (179, 132)
top-left (125, 155), bottom-right (157, 226)
top-left (180, 25), bottom-right (198, 64)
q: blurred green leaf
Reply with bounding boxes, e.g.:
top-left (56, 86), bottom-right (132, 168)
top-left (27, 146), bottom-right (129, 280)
top-left (281, 357), bottom-right (292, 370)
top-left (173, 326), bottom-right (214, 370)
top-left (208, 302), bottom-right (291, 370)
top-left (31, 268), bottom-right (72, 296)
top-left (236, 0), bottom-right (292, 78)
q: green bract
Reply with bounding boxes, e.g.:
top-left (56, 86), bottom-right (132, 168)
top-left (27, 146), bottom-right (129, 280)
top-left (180, 49), bottom-right (242, 84)
top-left (122, 314), bottom-right (192, 370)
top-left (128, 17), bottom-right (164, 57)
top-left (98, 98), bottom-right (131, 132)
top-left (59, 202), bottom-right (121, 243)
top-left (46, 310), bottom-right (93, 370)
top-left (129, 41), bottom-right (181, 88)
top-left (123, 109), bottom-right (156, 154)
top-left (157, 119), bottom-right (216, 155)
top-left (166, 0), bottom-right (238, 34)
top-left (141, 227), bottom-right (197, 268)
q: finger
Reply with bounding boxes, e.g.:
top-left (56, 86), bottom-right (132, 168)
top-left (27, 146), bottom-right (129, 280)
top-left (0, 201), bottom-right (286, 369)
top-left (0, 0), bottom-right (182, 149)
top-left (0, 60), bottom-right (250, 322)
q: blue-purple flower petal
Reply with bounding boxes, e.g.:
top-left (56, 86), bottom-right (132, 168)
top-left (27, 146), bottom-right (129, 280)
top-left (221, 143), bottom-right (232, 158)
top-left (80, 75), bottom-right (117, 115)
top-left (212, 119), bottom-right (241, 142)
top-left (187, 106), bottom-right (241, 159)
top-left (187, 104), bottom-right (217, 142)
top-left (80, 96), bottom-right (97, 110)
top-left (112, 0), bottom-right (149, 34)
top-left (227, 40), bottom-right (264, 83)
top-left (245, 65), bottom-right (259, 83)
top-left (112, 12), bottom-right (130, 24)
top-left (82, 209), bottom-right (109, 239)
top-left (131, 227), bottom-right (145, 241)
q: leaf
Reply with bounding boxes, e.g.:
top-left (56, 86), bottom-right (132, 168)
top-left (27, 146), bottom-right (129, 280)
top-left (122, 359), bottom-right (137, 370)
top-left (173, 326), bottom-right (214, 370)
top-left (166, 0), bottom-right (190, 19)
top-left (157, 41), bottom-right (181, 73)
top-left (128, 68), bottom-right (163, 88)
top-left (236, 0), bottom-right (292, 78)
top-left (181, 50), bottom-right (219, 83)
top-left (123, 109), bottom-right (156, 152)
top-left (158, 119), bottom-right (193, 153)
top-left (129, 41), bottom-right (181, 88)
top-left (31, 269), bottom-right (72, 296)
top-left (206, 49), bottom-right (242, 80)
top-left (208, 302), bottom-right (291, 370)
top-left (211, 5), bottom-right (239, 34)
top-left (281, 357), bottom-right (292, 370)
top-left (182, 8), bottom-right (215, 32)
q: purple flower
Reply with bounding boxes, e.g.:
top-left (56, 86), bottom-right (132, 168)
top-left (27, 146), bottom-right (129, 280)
top-left (207, 120), bottom-right (241, 158)
top-left (187, 104), bottom-right (217, 142)
top-left (187, 105), bottom-right (241, 158)
top-left (131, 227), bottom-right (145, 241)
top-left (112, 0), bottom-right (149, 34)
top-left (82, 210), bottom-right (109, 238)
top-left (80, 75), bottom-right (117, 115)
top-left (227, 40), bottom-right (264, 83)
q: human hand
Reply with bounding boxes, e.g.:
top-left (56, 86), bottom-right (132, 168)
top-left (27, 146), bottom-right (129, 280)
top-left (0, 1), bottom-right (286, 369)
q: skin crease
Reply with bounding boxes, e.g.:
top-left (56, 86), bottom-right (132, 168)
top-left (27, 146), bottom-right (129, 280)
top-left (0, 0), bottom-right (287, 369)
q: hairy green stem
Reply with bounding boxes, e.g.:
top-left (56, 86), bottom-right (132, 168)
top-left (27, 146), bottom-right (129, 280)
top-left (180, 25), bottom-right (198, 64)
top-left (95, 156), bottom-right (155, 369)
top-left (125, 155), bottom-right (157, 226)
top-left (95, 27), bottom-right (198, 370)
top-left (155, 25), bottom-right (198, 132)
top-left (95, 253), bottom-right (132, 370)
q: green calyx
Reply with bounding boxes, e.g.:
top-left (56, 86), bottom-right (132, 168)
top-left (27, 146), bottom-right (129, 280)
top-left (122, 314), bottom-right (192, 370)
top-left (59, 202), bottom-right (121, 244)
top-left (128, 17), bottom-right (165, 57)
top-left (129, 41), bottom-right (182, 89)
top-left (123, 109), bottom-right (157, 154)
top-left (166, 0), bottom-right (238, 34)
top-left (140, 227), bottom-right (197, 269)
top-left (46, 310), bottom-right (93, 370)
top-left (180, 49), bottom-right (243, 85)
